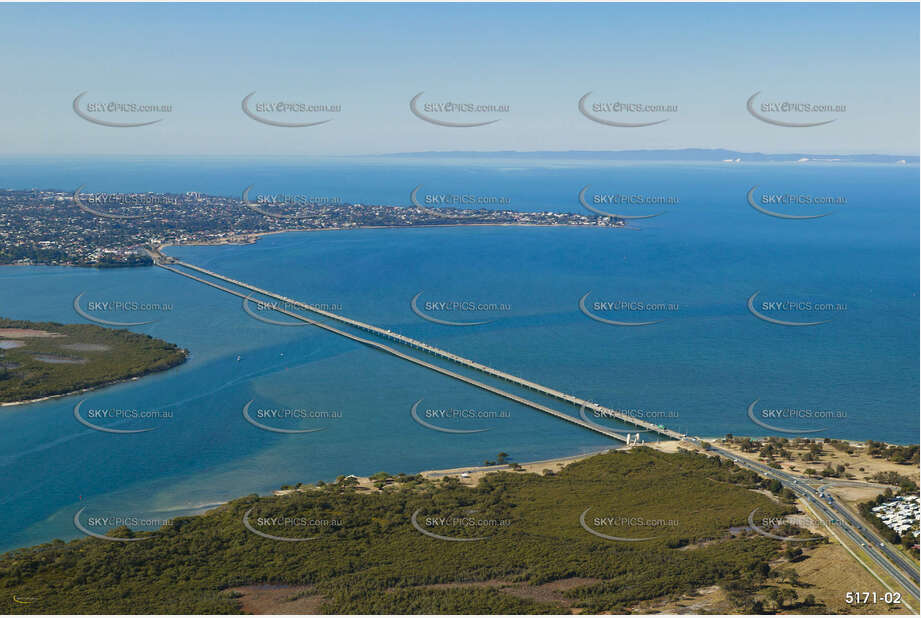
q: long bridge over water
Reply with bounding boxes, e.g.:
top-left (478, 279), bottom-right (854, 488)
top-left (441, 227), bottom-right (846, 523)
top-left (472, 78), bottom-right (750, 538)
top-left (154, 253), bottom-right (683, 444)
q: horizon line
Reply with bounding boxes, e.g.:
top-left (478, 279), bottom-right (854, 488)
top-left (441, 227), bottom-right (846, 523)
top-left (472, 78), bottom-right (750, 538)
top-left (0, 148), bottom-right (917, 159)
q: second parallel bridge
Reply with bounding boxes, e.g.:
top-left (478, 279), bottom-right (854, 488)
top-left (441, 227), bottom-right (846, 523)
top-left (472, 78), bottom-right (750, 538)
top-left (159, 257), bottom-right (682, 442)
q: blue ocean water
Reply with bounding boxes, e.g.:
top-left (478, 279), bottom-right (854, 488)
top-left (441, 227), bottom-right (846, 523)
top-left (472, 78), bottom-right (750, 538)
top-left (0, 158), bottom-right (917, 552)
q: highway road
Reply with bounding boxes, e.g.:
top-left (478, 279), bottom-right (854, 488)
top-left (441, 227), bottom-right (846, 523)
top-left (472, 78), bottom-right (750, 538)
top-left (701, 439), bottom-right (920, 602)
top-left (818, 481), bottom-right (921, 590)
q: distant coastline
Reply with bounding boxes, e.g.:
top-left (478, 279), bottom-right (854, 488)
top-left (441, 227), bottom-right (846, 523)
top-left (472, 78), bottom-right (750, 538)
top-left (2, 149), bottom-right (918, 163)
top-left (1, 186), bottom-right (622, 268)
top-left (374, 148), bottom-right (919, 164)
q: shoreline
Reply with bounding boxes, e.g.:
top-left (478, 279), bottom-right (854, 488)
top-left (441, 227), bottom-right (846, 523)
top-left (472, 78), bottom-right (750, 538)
top-left (0, 447), bottom-right (634, 555)
top-left (0, 350), bottom-right (189, 409)
top-left (1, 221), bottom-right (627, 268)
top-left (0, 447), bottom-right (636, 553)
top-left (0, 380), bottom-right (138, 408)
top-left (155, 221), bottom-right (626, 253)
top-left (417, 446), bottom-right (620, 479)
top-left (4, 437), bottom-right (911, 555)
top-left (274, 446), bottom-right (640, 496)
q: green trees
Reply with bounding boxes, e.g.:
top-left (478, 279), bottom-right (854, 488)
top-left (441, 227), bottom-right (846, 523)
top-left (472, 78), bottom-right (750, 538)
top-left (866, 441), bottom-right (919, 465)
top-left (0, 448), bottom-right (794, 614)
top-left (0, 317), bottom-right (187, 403)
top-left (869, 471), bottom-right (918, 492)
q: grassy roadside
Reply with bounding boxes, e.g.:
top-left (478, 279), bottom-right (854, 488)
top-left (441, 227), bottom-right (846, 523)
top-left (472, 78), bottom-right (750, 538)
top-left (797, 495), bottom-right (915, 614)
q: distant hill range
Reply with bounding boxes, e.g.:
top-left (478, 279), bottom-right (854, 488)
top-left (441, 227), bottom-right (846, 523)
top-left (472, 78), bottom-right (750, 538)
top-left (378, 149), bottom-right (918, 164)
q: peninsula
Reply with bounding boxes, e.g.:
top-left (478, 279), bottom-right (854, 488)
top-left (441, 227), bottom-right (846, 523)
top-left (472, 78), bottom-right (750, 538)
top-left (0, 188), bottom-right (622, 268)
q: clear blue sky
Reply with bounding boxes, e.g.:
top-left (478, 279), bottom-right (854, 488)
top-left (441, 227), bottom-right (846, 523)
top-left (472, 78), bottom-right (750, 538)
top-left (0, 2), bottom-right (917, 155)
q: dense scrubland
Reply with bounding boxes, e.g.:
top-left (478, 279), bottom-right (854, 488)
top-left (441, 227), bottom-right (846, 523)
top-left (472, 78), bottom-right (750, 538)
top-left (1, 448), bottom-right (826, 614)
top-left (0, 317), bottom-right (187, 404)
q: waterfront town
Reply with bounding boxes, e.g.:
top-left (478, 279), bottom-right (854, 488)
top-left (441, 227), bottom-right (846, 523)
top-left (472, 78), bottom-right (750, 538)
top-left (0, 188), bottom-right (622, 267)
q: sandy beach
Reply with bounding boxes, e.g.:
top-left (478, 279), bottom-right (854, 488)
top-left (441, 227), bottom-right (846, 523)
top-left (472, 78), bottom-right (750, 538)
top-left (271, 446), bottom-right (635, 496)
top-left (0, 376), bottom-right (145, 407)
top-left (416, 448), bottom-right (619, 483)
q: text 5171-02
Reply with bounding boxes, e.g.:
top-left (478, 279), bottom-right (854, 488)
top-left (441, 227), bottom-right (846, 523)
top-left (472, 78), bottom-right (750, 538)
top-left (845, 592), bottom-right (901, 605)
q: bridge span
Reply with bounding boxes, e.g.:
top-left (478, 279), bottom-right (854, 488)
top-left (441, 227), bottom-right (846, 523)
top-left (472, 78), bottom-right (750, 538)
top-left (157, 256), bottom-right (682, 443)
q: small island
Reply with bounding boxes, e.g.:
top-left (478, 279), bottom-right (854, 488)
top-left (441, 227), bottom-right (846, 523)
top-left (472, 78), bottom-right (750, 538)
top-left (0, 317), bottom-right (188, 405)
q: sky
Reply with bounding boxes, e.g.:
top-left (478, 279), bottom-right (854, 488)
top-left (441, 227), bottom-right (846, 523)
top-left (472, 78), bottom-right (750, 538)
top-left (0, 2), bottom-right (917, 156)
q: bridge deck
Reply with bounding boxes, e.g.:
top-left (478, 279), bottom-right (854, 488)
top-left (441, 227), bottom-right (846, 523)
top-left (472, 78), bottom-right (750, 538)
top-left (158, 262), bottom-right (634, 442)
